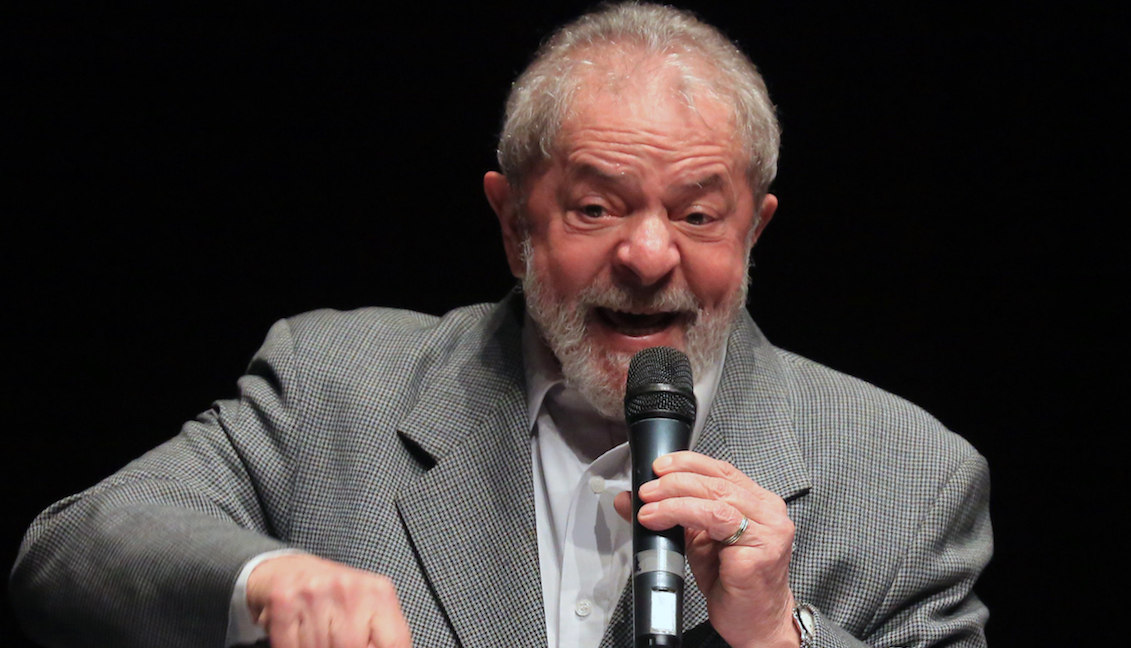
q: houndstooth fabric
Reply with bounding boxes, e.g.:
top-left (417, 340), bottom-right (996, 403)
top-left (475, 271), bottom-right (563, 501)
top-left (11, 295), bottom-right (990, 647)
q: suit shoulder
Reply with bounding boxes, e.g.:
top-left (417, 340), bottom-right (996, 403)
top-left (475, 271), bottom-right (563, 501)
top-left (244, 303), bottom-right (498, 394)
top-left (280, 304), bottom-right (492, 359)
top-left (773, 348), bottom-right (982, 474)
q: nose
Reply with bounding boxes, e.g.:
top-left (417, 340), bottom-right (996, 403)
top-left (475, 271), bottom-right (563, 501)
top-left (614, 211), bottom-right (680, 286)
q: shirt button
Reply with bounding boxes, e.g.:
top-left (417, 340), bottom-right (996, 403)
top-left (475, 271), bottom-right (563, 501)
top-left (575, 599), bottom-right (593, 617)
top-left (588, 476), bottom-right (606, 494)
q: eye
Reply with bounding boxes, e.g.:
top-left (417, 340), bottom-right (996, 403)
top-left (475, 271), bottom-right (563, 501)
top-left (580, 204), bottom-right (609, 219)
top-left (683, 211), bottom-right (713, 226)
top-left (565, 197), bottom-right (619, 229)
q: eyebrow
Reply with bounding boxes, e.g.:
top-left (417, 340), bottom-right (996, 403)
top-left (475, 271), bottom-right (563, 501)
top-left (569, 165), bottom-right (729, 196)
top-left (678, 173), bottom-right (726, 194)
top-left (570, 163), bottom-right (633, 187)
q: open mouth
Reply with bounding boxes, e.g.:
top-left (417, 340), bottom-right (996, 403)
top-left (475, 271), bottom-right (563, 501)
top-left (594, 308), bottom-right (683, 337)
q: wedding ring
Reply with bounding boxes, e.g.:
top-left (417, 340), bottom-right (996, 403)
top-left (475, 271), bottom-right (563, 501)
top-left (722, 515), bottom-right (749, 546)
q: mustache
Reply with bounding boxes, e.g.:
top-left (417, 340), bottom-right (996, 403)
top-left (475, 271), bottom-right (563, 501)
top-left (575, 280), bottom-right (701, 315)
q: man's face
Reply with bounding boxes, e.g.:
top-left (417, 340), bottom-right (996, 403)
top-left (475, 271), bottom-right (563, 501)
top-left (486, 65), bottom-right (776, 419)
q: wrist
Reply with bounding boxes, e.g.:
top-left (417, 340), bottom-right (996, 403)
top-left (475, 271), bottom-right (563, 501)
top-left (732, 600), bottom-right (815, 648)
top-left (731, 603), bottom-right (802, 648)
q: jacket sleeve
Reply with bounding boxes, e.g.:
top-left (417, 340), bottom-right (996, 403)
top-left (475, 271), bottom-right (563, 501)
top-left (814, 453), bottom-right (993, 648)
top-left (9, 319), bottom-right (304, 648)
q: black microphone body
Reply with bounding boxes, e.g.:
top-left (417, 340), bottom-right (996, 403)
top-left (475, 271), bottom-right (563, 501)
top-left (625, 347), bottom-right (697, 648)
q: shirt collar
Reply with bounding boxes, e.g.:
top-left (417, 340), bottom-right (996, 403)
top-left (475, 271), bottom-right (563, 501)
top-left (522, 314), bottom-right (565, 432)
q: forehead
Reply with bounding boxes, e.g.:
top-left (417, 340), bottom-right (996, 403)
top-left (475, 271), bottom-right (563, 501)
top-left (555, 51), bottom-right (743, 164)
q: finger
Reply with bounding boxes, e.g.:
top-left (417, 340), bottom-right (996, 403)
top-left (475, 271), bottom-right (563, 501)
top-left (637, 496), bottom-right (765, 544)
top-left (333, 573), bottom-right (400, 648)
top-left (640, 471), bottom-right (789, 532)
top-left (328, 612), bottom-right (370, 648)
top-left (308, 598), bottom-right (341, 648)
top-left (260, 587), bottom-right (305, 648)
top-left (653, 452), bottom-right (764, 491)
top-left (652, 452), bottom-right (785, 512)
top-left (265, 605), bottom-right (302, 648)
top-left (684, 528), bottom-right (720, 593)
top-left (639, 471), bottom-right (753, 508)
top-left (297, 612), bottom-right (322, 648)
top-left (369, 613), bottom-right (413, 648)
top-left (366, 582), bottom-right (413, 648)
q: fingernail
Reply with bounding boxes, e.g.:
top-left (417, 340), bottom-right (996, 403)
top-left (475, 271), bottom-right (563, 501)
top-left (654, 455), bottom-right (672, 470)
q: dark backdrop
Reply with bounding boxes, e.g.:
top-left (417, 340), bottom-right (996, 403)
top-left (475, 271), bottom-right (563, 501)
top-left (3, 2), bottom-right (1125, 646)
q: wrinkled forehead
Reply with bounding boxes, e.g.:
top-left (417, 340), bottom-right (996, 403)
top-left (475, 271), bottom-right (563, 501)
top-left (555, 47), bottom-right (743, 157)
top-left (547, 70), bottom-right (741, 181)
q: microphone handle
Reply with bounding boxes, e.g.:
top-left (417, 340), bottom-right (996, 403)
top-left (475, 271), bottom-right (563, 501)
top-left (629, 416), bottom-right (691, 648)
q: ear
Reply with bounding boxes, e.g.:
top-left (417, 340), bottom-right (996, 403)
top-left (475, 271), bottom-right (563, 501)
top-left (484, 171), bottom-right (525, 278)
top-left (749, 193), bottom-right (778, 249)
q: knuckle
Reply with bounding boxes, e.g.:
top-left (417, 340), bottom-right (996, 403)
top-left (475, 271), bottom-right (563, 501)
top-left (326, 573), bottom-right (354, 599)
top-left (781, 516), bottom-right (796, 537)
top-left (646, 498), bottom-right (669, 518)
top-left (717, 461), bottom-right (740, 480)
top-left (366, 573), bottom-right (399, 603)
top-left (266, 589), bottom-right (298, 617)
top-left (705, 478), bottom-right (731, 501)
top-left (654, 473), bottom-right (680, 495)
top-left (709, 503), bottom-right (735, 527)
top-left (771, 495), bottom-right (789, 515)
top-left (773, 537), bottom-right (793, 562)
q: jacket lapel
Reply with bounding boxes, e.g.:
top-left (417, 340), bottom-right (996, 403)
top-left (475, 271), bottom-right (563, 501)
top-left (695, 313), bottom-right (812, 503)
top-left (394, 298), bottom-right (547, 648)
top-left (602, 313), bottom-right (813, 646)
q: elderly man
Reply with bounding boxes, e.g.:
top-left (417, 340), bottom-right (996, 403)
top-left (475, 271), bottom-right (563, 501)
top-left (11, 4), bottom-right (991, 648)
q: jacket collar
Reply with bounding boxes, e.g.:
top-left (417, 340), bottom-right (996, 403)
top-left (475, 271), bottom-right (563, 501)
top-left (696, 312), bottom-right (812, 504)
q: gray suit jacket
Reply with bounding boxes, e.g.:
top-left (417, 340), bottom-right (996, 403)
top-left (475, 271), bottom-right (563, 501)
top-left (11, 297), bottom-right (991, 647)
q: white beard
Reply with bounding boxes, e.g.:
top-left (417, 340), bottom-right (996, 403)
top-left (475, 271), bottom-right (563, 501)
top-left (521, 239), bottom-right (749, 421)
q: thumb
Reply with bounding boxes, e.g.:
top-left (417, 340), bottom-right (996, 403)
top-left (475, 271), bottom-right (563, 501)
top-left (613, 490), bottom-right (633, 522)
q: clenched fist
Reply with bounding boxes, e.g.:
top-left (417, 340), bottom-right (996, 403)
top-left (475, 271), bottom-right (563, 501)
top-left (247, 554), bottom-right (413, 648)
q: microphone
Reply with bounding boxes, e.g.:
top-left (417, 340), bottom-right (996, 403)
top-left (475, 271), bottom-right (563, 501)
top-left (625, 346), bottom-right (696, 648)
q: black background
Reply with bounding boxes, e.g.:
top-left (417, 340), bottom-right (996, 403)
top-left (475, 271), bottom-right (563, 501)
top-left (3, 2), bottom-right (1126, 646)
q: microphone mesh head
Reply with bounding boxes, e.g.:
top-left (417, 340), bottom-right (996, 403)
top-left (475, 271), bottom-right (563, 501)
top-left (624, 346), bottom-right (696, 423)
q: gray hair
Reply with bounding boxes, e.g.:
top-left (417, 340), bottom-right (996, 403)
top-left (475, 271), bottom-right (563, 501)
top-left (496, 2), bottom-right (780, 201)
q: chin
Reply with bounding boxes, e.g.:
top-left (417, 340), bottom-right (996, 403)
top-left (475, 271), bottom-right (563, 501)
top-left (560, 317), bottom-right (698, 421)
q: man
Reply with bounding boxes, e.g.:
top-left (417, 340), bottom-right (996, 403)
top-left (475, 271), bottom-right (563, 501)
top-left (11, 4), bottom-right (991, 648)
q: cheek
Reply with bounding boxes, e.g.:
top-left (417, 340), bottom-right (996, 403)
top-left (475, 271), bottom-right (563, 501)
top-left (539, 235), bottom-right (614, 293)
top-left (683, 246), bottom-right (749, 304)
